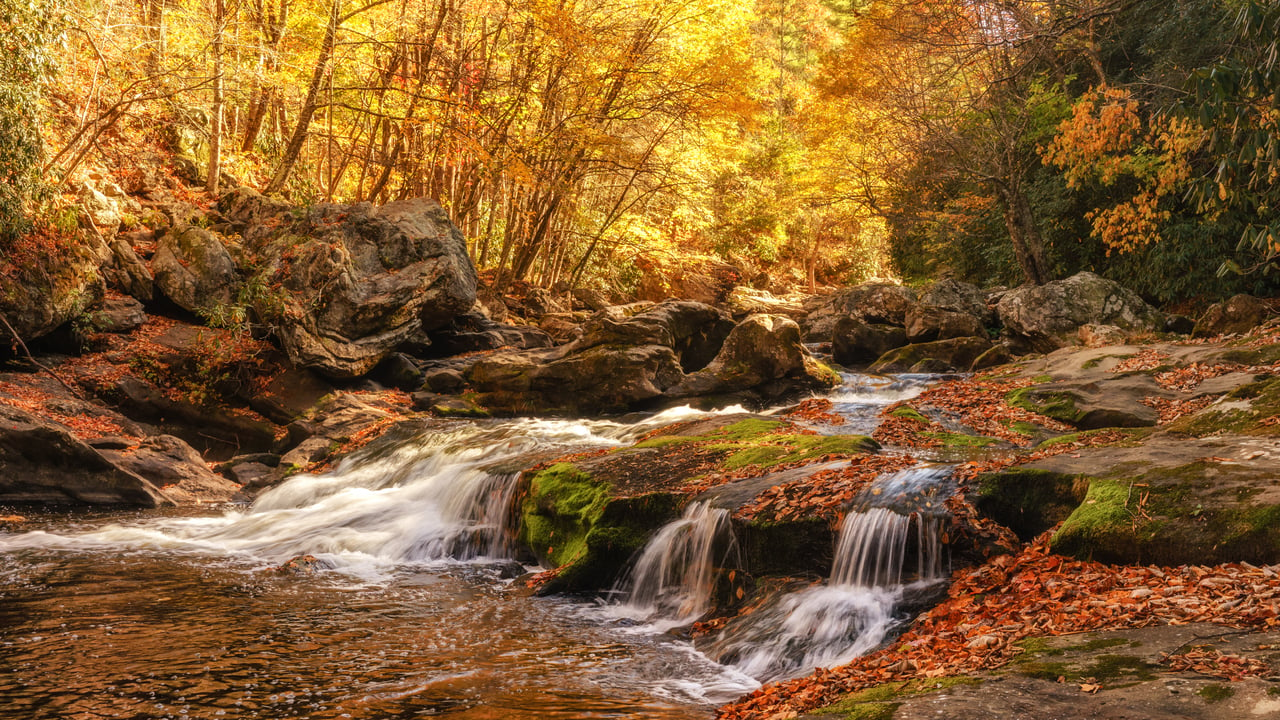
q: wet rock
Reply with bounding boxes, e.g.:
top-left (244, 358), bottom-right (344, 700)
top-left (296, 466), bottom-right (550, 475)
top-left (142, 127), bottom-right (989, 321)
top-left (904, 305), bottom-right (987, 343)
top-left (112, 376), bottom-right (278, 455)
top-left (869, 336), bottom-right (993, 374)
top-left (422, 367), bottom-right (466, 394)
top-left (0, 404), bottom-right (170, 507)
top-left (831, 317), bottom-right (908, 367)
top-left (997, 271), bottom-right (1163, 352)
top-left (1193, 293), bottom-right (1272, 337)
top-left (272, 554), bottom-right (332, 575)
top-left (99, 434), bottom-right (240, 504)
top-left (247, 366), bottom-right (336, 425)
top-left (151, 225), bottom-right (239, 313)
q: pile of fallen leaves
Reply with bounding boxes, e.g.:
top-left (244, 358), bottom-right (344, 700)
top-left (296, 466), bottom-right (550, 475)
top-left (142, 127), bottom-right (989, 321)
top-left (718, 537), bottom-right (1280, 719)
top-left (871, 408), bottom-right (943, 448)
top-left (874, 378), bottom-right (1073, 449)
top-left (1142, 395), bottom-right (1219, 424)
top-left (1153, 361), bottom-right (1279, 392)
top-left (783, 398), bottom-right (846, 426)
top-left (1111, 348), bottom-right (1170, 373)
top-left (733, 454), bottom-right (917, 523)
top-left (1159, 648), bottom-right (1276, 681)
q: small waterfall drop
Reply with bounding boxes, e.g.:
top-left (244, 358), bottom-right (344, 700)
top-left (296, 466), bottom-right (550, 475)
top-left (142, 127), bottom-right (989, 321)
top-left (704, 465), bottom-right (951, 682)
top-left (611, 502), bottom-right (736, 629)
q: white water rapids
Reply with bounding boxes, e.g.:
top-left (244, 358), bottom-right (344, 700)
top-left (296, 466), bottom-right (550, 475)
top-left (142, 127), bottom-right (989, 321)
top-left (0, 372), bottom-right (955, 716)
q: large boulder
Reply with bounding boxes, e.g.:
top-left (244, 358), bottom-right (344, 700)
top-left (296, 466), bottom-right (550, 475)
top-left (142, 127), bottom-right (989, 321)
top-left (802, 283), bottom-right (918, 342)
top-left (997, 272), bottom-right (1163, 352)
top-left (666, 314), bottom-right (838, 397)
top-left (904, 305), bottom-right (987, 343)
top-left (425, 312), bottom-right (553, 357)
top-left (232, 193), bottom-right (478, 378)
top-left (1192, 294), bottom-right (1272, 338)
top-left (919, 278), bottom-right (993, 324)
top-left (464, 303), bottom-right (829, 414)
top-left (0, 239), bottom-right (105, 342)
top-left (151, 225), bottom-right (239, 314)
top-left (831, 317), bottom-right (908, 367)
top-left (0, 405), bottom-right (170, 506)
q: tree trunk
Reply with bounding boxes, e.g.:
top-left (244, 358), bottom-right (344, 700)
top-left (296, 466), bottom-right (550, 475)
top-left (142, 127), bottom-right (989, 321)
top-left (265, 0), bottom-right (339, 195)
top-left (996, 181), bottom-right (1051, 286)
top-left (206, 0), bottom-right (225, 194)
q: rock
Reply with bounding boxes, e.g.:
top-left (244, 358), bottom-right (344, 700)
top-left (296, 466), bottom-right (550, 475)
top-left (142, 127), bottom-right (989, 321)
top-left (90, 294), bottom-right (147, 334)
top-left (1193, 294), bottom-right (1271, 337)
top-left (99, 434), bottom-right (240, 504)
top-left (538, 312), bottom-right (585, 344)
top-left (371, 352), bottom-right (424, 391)
top-left (77, 182), bottom-right (123, 230)
top-left (1077, 323), bottom-right (1128, 348)
top-left (0, 404), bottom-right (170, 507)
top-left (426, 395), bottom-right (489, 418)
top-left (666, 315), bottom-right (838, 398)
top-left (104, 231), bottom-right (155, 301)
top-left (918, 278), bottom-right (993, 323)
top-left (572, 301), bottom-right (734, 373)
top-left (571, 286), bottom-right (611, 312)
top-left (112, 376), bottom-right (278, 455)
top-left (151, 225), bottom-right (239, 313)
top-left (802, 282), bottom-right (918, 342)
top-left (635, 256), bottom-right (740, 306)
top-left (1164, 313), bottom-right (1195, 335)
top-left (0, 239), bottom-right (105, 342)
top-left (422, 367), bottom-right (466, 394)
top-left (869, 336), bottom-right (993, 373)
top-left (521, 287), bottom-right (566, 316)
top-left (970, 343), bottom-right (1013, 371)
top-left (426, 312), bottom-right (554, 357)
top-left (278, 436), bottom-right (333, 474)
top-left (832, 317), bottom-right (909, 366)
top-left (997, 272), bottom-right (1164, 352)
top-left (724, 287), bottom-right (805, 320)
top-left (1018, 433), bottom-right (1280, 565)
top-left (247, 366), bottom-right (336, 425)
top-left (1005, 375), bottom-right (1165, 429)
top-left (904, 305), bottom-right (987, 343)
top-left (239, 196), bottom-right (478, 378)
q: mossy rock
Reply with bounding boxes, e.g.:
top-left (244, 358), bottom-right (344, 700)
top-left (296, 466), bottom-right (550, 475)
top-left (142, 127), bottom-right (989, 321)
top-left (975, 468), bottom-right (1087, 541)
top-left (1006, 386), bottom-right (1084, 424)
top-left (1166, 376), bottom-right (1280, 438)
top-left (815, 677), bottom-right (984, 718)
top-left (517, 462), bottom-right (685, 593)
top-left (1050, 462), bottom-right (1280, 565)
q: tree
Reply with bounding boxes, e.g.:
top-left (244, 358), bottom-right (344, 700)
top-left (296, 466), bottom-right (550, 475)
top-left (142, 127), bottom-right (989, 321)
top-left (0, 0), bottom-right (62, 241)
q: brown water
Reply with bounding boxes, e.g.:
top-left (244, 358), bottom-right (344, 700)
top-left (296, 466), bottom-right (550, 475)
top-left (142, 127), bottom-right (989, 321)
top-left (0, 528), bottom-right (736, 719)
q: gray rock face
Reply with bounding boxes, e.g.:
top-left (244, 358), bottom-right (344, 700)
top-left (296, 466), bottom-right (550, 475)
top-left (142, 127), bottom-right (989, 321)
top-left (831, 317), bottom-right (908, 366)
top-left (997, 272), bottom-right (1163, 352)
top-left (919, 278), bottom-right (992, 323)
top-left (237, 194), bottom-right (478, 378)
top-left (0, 241), bottom-right (105, 341)
top-left (99, 434), bottom-right (239, 504)
top-left (1193, 293), bottom-right (1272, 337)
top-left (904, 305), bottom-right (986, 343)
top-left (151, 226), bottom-right (239, 313)
top-left (802, 282), bottom-right (918, 342)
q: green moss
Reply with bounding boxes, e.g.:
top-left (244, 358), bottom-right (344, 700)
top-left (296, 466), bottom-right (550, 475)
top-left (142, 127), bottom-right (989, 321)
top-left (976, 469), bottom-right (1084, 540)
top-left (1197, 683), bottom-right (1235, 703)
top-left (722, 445), bottom-right (791, 469)
top-left (1005, 387), bottom-right (1084, 424)
top-left (1016, 636), bottom-right (1134, 658)
top-left (1032, 374), bottom-right (1053, 383)
top-left (518, 463), bottom-right (610, 568)
top-left (889, 406), bottom-right (929, 423)
top-left (1168, 377), bottom-right (1280, 437)
top-left (816, 678), bottom-right (982, 717)
top-left (1267, 685), bottom-right (1280, 697)
top-left (1009, 421), bottom-right (1042, 435)
top-left (1017, 654), bottom-right (1154, 684)
top-left (1050, 479), bottom-right (1137, 558)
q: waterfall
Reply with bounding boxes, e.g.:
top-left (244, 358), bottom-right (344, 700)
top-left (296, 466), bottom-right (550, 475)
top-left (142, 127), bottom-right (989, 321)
top-left (612, 502), bottom-right (736, 628)
top-left (703, 466), bottom-right (951, 682)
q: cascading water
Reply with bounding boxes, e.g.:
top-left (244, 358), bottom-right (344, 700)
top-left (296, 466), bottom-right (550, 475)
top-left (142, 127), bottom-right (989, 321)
top-left (610, 501), bottom-right (737, 629)
top-left (703, 465), bottom-right (952, 682)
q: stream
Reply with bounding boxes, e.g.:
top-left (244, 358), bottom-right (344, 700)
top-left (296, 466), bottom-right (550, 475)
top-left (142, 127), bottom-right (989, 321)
top-left (0, 374), bottom-right (942, 719)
